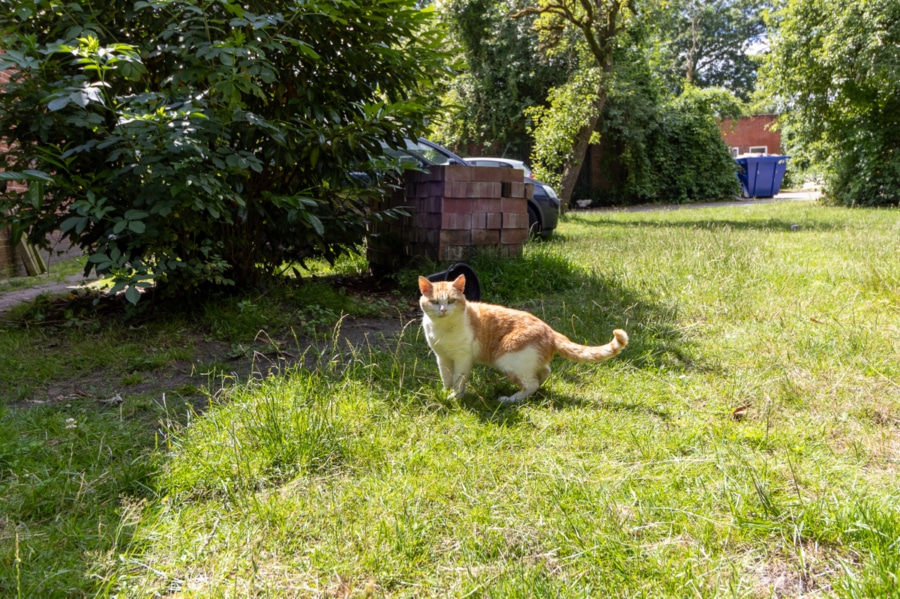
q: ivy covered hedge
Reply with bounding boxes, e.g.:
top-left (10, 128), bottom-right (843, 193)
top-left (581, 86), bottom-right (741, 206)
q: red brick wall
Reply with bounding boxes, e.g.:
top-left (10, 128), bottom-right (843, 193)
top-left (719, 114), bottom-right (781, 156)
top-left (1, 64), bottom-right (26, 279)
top-left (1, 64), bottom-right (12, 276)
top-left (368, 166), bottom-right (530, 272)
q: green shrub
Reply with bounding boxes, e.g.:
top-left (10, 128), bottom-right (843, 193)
top-left (0, 0), bottom-right (445, 301)
top-left (590, 85), bottom-right (741, 205)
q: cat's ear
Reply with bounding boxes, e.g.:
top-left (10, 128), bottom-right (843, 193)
top-left (418, 276), bottom-right (434, 295)
top-left (451, 275), bottom-right (466, 294)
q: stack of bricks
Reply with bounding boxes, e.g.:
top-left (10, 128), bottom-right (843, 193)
top-left (367, 165), bottom-right (532, 272)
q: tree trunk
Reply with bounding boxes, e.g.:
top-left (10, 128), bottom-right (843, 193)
top-left (558, 85), bottom-right (608, 207)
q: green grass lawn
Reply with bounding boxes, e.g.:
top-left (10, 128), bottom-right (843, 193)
top-left (2, 201), bottom-right (899, 597)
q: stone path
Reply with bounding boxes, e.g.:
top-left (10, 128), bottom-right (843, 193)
top-left (0, 273), bottom-right (98, 314)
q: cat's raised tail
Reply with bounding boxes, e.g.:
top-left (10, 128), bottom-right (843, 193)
top-left (553, 329), bottom-right (629, 363)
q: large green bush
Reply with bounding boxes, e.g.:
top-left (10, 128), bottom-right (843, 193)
top-left (586, 84), bottom-right (741, 205)
top-left (0, 0), bottom-right (445, 300)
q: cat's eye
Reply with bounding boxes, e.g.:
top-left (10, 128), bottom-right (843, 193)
top-left (430, 299), bottom-right (440, 305)
top-left (447, 299), bottom-right (456, 304)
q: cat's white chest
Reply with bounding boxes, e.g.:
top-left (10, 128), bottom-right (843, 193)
top-left (422, 313), bottom-right (477, 359)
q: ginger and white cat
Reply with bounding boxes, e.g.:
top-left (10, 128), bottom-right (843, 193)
top-left (418, 274), bottom-right (628, 403)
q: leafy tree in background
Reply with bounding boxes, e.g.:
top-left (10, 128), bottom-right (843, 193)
top-left (761, 0), bottom-right (900, 206)
top-left (650, 0), bottom-right (769, 101)
top-left (513, 0), bottom-right (637, 204)
top-left (523, 2), bottom-right (741, 204)
top-left (0, 0), bottom-right (445, 301)
top-left (435, 0), bottom-right (571, 159)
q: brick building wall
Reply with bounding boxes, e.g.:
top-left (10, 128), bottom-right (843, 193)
top-left (0, 160), bottom-right (26, 279)
top-left (719, 114), bottom-right (782, 156)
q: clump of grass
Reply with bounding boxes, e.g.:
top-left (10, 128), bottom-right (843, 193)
top-left (160, 369), bottom-right (353, 500)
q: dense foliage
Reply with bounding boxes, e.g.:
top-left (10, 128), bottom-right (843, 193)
top-left (0, 0), bottom-right (445, 299)
top-left (526, 23), bottom-right (742, 205)
top-left (649, 0), bottom-right (769, 101)
top-left (512, 0), bottom-right (637, 202)
top-left (526, 64), bottom-right (601, 190)
top-left (592, 84), bottom-right (742, 205)
top-left (435, 0), bottom-right (571, 158)
top-left (761, 0), bottom-right (900, 206)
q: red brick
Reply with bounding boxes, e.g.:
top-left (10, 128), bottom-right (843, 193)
top-left (501, 197), bottom-right (526, 214)
top-left (443, 198), bottom-right (473, 214)
top-left (472, 229), bottom-right (500, 245)
top-left (417, 196), bottom-right (443, 213)
top-left (441, 212), bottom-right (472, 230)
top-left (440, 229), bottom-right (471, 246)
top-left (470, 213), bottom-right (487, 229)
top-left (443, 164), bottom-right (473, 181)
top-left (502, 212), bottom-right (529, 229)
top-left (485, 213), bottom-right (502, 229)
top-left (412, 181), bottom-right (440, 198)
top-left (415, 228), bottom-right (440, 244)
top-left (470, 181), bottom-right (501, 198)
top-left (437, 181), bottom-right (463, 198)
top-left (472, 198), bottom-right (502, 213)
top-left (501, 180), bottom-right (527, 198)
top-left (501, 228), bottom-right (528, 244)
top-left (414, 212), bottom-right (441, 229)
top-left (471, 166), bottom-right (508, 182)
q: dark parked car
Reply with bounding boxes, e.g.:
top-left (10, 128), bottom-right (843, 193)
top-left (465, 156), bottom-right (559, 238)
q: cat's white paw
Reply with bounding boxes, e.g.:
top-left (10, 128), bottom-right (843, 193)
top-left (498, 394), bottom-right (522, 404)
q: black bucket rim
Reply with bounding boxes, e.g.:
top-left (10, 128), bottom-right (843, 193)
top-left (425, 262), bottom-right (481, 302)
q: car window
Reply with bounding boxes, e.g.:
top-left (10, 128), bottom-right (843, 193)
top-left (382, 140), bottom-right (459, 167)
top-left (472, 160), bottom-right (511, 168)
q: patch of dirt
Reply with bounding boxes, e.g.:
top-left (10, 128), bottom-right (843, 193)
top-left (20, 316), bottom-right (414, 409)
top-left (3, 273), bottom-right (420, 410)
top-left (748, 543), bottom-right (838, 598)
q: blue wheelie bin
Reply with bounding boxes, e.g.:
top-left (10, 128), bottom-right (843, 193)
top-left (735, 155), bottom-right (789, 198)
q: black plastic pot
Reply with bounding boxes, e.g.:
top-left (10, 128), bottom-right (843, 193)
top-left (425, 263), bottom-right (481, 302)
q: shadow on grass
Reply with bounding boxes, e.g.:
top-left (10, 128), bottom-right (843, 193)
top-left (438, 386), bottom-right (673, 429)
top-left (566, 212), bottom-right (841, 233)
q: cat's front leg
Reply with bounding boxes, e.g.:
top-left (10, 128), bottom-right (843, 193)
top-left (450, 356), bottom-right (473, 397)
top-left (435, 355), bottom-right (455, 390)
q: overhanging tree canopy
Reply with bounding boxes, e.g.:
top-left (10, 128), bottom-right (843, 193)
top-left (761, 0), bottom-right (900, 206)
top-left (0, 0), bottom-right (446, 300)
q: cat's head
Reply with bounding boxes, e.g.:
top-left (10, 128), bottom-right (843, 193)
top-left (418, 275), bottom-right (467, 318)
